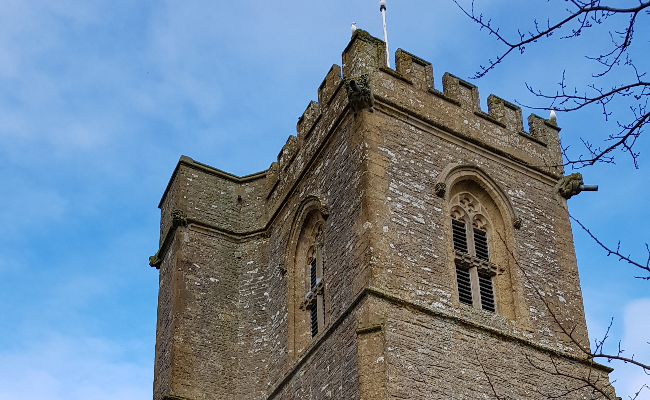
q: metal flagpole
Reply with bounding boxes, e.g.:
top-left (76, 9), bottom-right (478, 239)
top-left (379, 0), bottom-right (389, 68)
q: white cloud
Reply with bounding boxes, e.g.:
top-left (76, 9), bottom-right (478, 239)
top-left (0, 333), bottom-right (151, 400)
top-left (609, 299), bottom-right (650, 400)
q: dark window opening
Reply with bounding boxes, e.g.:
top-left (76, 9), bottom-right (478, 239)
top-left (474, 229), bottom-right (489, 261)
top-left (452, 219), bottom-right (468, 253)
top-left (478, 274), bottom-right (495, 313)
top-left (310, 258), bottom-right (317, 289)
top-left (310, 306), bottom-right (318, 337)
top-left (456, 266), bottom-right (473, 306)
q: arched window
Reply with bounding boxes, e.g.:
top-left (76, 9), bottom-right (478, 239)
top-left (439, 166), bottom-right (522, 323)
top-left (287, 198), bottom-right (329, 357)
top-left (450, 192), bottom-right (497, 313)
top-left (300, 224), bottom-right (325, 337)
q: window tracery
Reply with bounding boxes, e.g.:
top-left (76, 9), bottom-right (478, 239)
top-left (299, 226), bottom-right (325, 338)
top-left (287, 199), bottom-right (329, 358)
top-left (450, 192), bottom-right (497, 313)
top-left (439, 166), bottom-right (521, 324)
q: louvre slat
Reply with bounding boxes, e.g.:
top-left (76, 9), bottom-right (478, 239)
top-left (310, 307), bottom-right (318, 337)
top-left (478, 274), bottom-right (495, 312)
top-left (452, 220), bottom-right (468, 253)
top-left (456, 267), bottom-right (473, 305)
top-left (474, 229), bottom-right (489, 261)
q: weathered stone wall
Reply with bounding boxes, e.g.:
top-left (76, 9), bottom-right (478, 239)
top-left (373, 295), bottom-right (612, 399)
top-left (233, 235), bottom-right (271, 398)
top-left (153, 232), bottom-right (273, 399)
top-left (263, 113), bottom-right (371, 391)
top-left (153, 161), bottom-right (272, 400)
top-left (152, 29), bottom-right (613, 400)
top-left (152, 232), bottom-right (177, 399)
top-left (264, 290), bottom-right (608, 400)
top-left (158, 159), bottom-right (267, 237)
top-left (162, 230), bottom-right (240, 399)
top-left (266, 302), bottom-right (364, 400)
top-left (360, 106), bottom-right (589, 351)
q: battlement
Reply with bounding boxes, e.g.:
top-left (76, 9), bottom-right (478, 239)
top-left (266, 30), bottom-right (564, 212)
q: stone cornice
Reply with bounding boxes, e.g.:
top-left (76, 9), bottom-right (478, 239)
top-left (266, 287), bottom-right (613, 399)
top-left (373, 96), bottom-right (562, 183)
top-left (158, 155), bottom-right (267, 209)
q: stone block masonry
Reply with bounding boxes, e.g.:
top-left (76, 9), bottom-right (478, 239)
top-left (151, 29), bottom-right (616, 399)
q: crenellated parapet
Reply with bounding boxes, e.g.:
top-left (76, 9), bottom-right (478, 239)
top-left (264, 30), bottom-right (565, 219)
top-left (318, 65), bottom-right (343, 105)
top-left (342, 30), bottom-right (387, 78)
top-left (338, 30), bottom-right (563, 176)
top-left (394, 49), bottom-right (434, 92)
top-left (278, 135), bottom-right (298, 171)
top-left (487, 94), bottom-right (523, 132)
top-left (297, 102), bottom-right (320, 145)
top-left (264, 62), bottom-right (350, 212)
top-left (156, 29), bottom-right (567, 254)
top-left (442, 73), bottom-right (480, 112)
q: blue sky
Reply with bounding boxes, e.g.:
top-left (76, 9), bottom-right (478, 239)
top-left (0, 1), bottom-right (647, 399)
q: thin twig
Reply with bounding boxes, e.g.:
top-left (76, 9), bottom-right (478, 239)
top-left (451, 0), bottom-right (650, 167)
top-left (569, 214), bottom-right (650, 280)
top-left (475, 349), bottom-right (505, 400)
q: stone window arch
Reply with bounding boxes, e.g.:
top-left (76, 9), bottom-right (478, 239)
top-left (301, 222), bottom-right (325, 338)
top-left (286, 197), bottom-right (329, 358)
top-left (450, 191), bottom-right (497, 312)
top-left (439, 169), bottom-right (520, 322)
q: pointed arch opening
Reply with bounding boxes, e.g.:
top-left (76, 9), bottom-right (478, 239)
top-left (440, 165), bottom-right (522, 322)
top-left (286, 196), bottom-right (330, 358)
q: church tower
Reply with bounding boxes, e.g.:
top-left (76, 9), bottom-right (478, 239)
top-left (150, 30), bottom-right (616, 400)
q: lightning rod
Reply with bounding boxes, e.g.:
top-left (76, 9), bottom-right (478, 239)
top-left (379, 0), bottom-right (389, 68)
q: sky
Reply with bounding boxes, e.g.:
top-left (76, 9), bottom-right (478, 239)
top-left (0, 1), bottom-right (648, 399)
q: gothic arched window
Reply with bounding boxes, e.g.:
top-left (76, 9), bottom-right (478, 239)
top-left (287, 199), bottom-right (329, 357)
top-left (301, 224), bottom-right (325, 337)
top-left (439, 167), bottom-right (520, 323)
top-left (450, 192), bottom-right (497, 313)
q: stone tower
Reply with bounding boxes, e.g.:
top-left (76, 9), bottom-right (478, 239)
top-left (150, 30), bottom-right (615, 400)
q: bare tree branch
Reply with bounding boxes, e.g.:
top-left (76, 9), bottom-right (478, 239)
top-left (495, 229), bottom-right (650, 370)
top-left (475, 350), bottom-right (506, 400)
top-left (451, 0), bottom-right (650, 78)
top-left (452, 0), bottom-right (650, 167)
top-left (525, 352), bottom-right (616, 399)
top-left (569, 214), bottom-right (650, 280)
